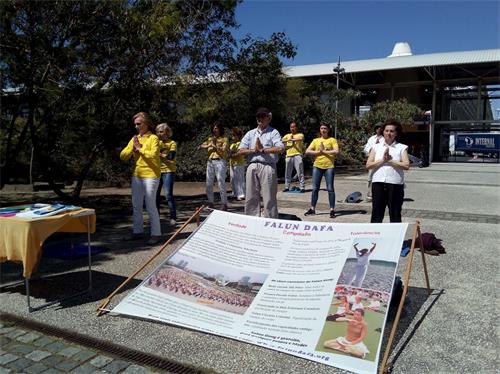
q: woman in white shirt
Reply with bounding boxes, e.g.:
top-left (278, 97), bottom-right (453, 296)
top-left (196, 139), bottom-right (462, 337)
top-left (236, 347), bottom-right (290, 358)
top-left (366, 120), bottom-right (410, 223)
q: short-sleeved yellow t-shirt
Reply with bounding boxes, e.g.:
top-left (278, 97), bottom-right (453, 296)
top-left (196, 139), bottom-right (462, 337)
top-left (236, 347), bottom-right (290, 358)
top-left (205, 136), bottom-right (228, 160)
top-left (308, 137), bottom-right (338, 169)
top-left (229, 141), bottom-right (245, 166)
top-left (159, 139), bottom-right (177, 173)
top-left (282, 133), bottom-right (304, 157)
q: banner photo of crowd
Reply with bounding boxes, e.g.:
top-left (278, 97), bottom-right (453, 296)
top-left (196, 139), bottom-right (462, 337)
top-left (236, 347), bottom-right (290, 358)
top-left (145, 252), bottom-right (267, 315)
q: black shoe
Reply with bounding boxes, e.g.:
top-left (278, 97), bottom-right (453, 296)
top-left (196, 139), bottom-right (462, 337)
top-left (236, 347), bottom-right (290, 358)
top-left (300, 189), bottom-right (306, 193)
top-left (282, 188), bottom-right (289, 192)
top-left (304, 208), bottom-right (315, 216)
top-left (330, 210), bottom-right (336, 218)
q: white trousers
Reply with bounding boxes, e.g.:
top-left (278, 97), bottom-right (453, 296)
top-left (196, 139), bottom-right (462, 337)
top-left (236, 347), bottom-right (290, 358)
top-left (131, 176), bottom-right (161, 236)
top-left (285, 155), bottom-right (305, 189)
top-left (230, 164), bottom-right (246, 198)
top-left (349, 264), bottom-right (368, 287)
top-left (245, 163), bottom-right (278, 218)
top-left (206, 159), bottom-right (227, 204)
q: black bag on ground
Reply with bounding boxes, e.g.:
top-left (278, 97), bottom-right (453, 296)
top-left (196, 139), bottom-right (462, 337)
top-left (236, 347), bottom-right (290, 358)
top-left (390, 276), bottom-right (404, 309)
top-left (345, 191), bottom-right (362, 203)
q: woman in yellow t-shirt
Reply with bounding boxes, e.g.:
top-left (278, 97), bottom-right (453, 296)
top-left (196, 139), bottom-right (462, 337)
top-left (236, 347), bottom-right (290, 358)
top-left (120, 112), bottom-right (162, 244)
top-left (304, 123), bottom-right (340, 218)
top-left (229, 127), bottom-right (246, 201)
top-left (199, 121), bottom-right (228, 210)
top-left (155, 123), bottom-right (177, 226)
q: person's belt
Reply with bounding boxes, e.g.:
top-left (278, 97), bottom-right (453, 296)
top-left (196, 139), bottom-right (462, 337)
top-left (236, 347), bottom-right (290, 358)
top-left (249, 161), bottom-right (273, 166)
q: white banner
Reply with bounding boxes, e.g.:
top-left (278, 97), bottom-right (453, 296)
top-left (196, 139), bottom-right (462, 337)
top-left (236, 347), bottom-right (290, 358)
top-left (113, 210), bottom-right (408, 374)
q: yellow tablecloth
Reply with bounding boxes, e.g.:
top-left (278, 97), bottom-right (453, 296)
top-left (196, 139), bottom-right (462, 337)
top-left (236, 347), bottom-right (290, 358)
top-left (0, 208), bottom-right (96, 278)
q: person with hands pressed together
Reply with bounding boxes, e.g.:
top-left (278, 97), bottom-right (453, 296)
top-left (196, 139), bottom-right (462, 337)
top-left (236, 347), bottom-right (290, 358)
top-left (238, 107), bottom-right (284, 218)
top-left (228, 127), bottom-right (246, 201)
top-left (199, 121), bottom-right (228, 211)
top-left (120, 112), bottom-right (162, 245)
top-left (366, 120), bottom-right (410, 223)
top-left (282, 121), bottom-right (306, 193)
top-left (155, 123), bottom-right (177, 226)
top-left (304, 122), bottom-right (339, 218)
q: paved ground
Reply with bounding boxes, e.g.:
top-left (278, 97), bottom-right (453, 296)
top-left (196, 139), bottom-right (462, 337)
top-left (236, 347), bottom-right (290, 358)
top-left (1, 162), bottom-right (499, 373)
top-left (0, 319), bottom-right (160, 374)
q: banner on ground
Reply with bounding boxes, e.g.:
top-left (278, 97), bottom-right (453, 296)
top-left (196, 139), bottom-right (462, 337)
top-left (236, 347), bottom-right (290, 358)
top-left (113, 210), bottom-right (408, 374)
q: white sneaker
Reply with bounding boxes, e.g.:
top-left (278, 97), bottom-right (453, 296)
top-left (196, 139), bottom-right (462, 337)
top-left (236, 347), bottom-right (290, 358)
top-left (169, 219), bottom-right (177, 226)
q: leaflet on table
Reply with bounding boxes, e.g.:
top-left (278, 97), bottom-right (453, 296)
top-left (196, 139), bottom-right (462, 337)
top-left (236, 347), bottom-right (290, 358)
top-left (16, 204), bottom-right (81, 218)
top-left (112, 210), bottom-right (407, 374)
top-left (0, 204), bottom-right (50, 217)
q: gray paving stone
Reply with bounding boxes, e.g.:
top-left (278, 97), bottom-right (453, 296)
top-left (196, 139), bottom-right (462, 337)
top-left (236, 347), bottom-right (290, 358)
top-left (0, 353), bottom-right (19, 365)
top-left (17, 332), bottom-right (41, 343)
top-left (25, 362), bottom-right (49, 374)
top-left (54, 359), bottom-right (79, 372)
top-left (40, 369), bottom-right (64, 374)
top-left (58, 346), bottom-right (81, 358)
top-left (4, 329), bottom-right (26, 339)
top-left (72, 349), bottom-right (97, 363)
top-left (9, 343), bottom-right (34, 355)
top-left (6, 357), bottom-right (32, 371)
top-left (44, 341), bottom-right (67, 354)
top-left (41, 354), bottom-right (65, 367)
top-left (72, 364), bottom-right (100, 374)
top-left (102, 359), bottom-right (130, 373)
top-left (122, 364), bottom-right (156, 374)
top-left (89, 355), bottom-right (113, 368)
top-left (33, 336), bottom-right (57, 348)
top-left (0, 367), bottom-right (12, 374)
top-left (0, 336), bottom-right (11, 346)
top-left (25, 350), bottom-right (52, 362)
top-left (0, 327), bottom-right (15, 335)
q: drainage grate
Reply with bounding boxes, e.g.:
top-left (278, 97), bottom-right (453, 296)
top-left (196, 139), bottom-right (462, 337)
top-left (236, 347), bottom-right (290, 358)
top-left (1, 312), bottom-right (206, 374)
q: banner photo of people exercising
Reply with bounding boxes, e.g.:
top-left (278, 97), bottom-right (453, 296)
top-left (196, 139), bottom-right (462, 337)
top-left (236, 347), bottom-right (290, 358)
top-left (113, 210), bottom-right (407, 374)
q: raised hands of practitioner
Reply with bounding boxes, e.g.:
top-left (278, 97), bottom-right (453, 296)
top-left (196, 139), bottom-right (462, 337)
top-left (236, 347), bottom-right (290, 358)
top-left (383, 146), bottom-right (392, 162)
top-left (367, 145), bottom-right (389, 170)
top-left (133, 135), bottom-right (142, 152)
top-left (255, 137), bottom-right (264, 153)
top-left (199, 139), bottom-right (210, 150)
top-left (319, 141), bottom-right (325, 153)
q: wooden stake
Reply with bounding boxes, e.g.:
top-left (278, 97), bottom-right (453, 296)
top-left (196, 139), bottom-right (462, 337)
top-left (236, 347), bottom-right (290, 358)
top-left (417, 224), bottom-right (431, 295)
top-left (96, 206), bottom-right (206, 316)
top-left (379, 221), bottom-right (431, 374)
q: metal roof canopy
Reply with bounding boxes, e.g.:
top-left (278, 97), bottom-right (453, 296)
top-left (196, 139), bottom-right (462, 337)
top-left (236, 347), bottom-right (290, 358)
top-left (283, 49), bottom-right (500, 88)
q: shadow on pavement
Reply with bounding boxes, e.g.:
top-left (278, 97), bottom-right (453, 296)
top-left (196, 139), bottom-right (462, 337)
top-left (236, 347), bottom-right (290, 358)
top-left (1, 270), bottom-right (141, 310)
top-left (379, 286), bottom-right (443, 369)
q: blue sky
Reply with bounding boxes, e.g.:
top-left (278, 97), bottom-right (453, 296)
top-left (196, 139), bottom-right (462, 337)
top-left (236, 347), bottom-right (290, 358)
top-left (234, 0), bottom-right (500, 66)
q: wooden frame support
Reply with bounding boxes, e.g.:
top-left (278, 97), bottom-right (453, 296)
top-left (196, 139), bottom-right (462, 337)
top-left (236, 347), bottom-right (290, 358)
top-left (379, 221), bottom-right (432, 374)
top-left (96, 205), bottom-right (206, 316)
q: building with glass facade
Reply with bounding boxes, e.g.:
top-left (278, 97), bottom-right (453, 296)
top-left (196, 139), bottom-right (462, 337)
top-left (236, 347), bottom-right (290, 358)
top-left (284, 43), bottom-right (500, 163)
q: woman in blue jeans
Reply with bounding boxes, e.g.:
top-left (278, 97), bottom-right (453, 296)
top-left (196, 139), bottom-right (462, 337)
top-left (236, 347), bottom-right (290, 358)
top-left (155, 123), bottom-right (177, 226)
top-left (304, 123), bottom-right (340, 218)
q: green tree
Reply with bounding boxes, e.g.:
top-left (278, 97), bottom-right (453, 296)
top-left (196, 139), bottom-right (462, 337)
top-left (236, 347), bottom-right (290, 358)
top-left (0, 0), bottom-right (239, 197)
top-left (171, 32), bottom-right (296, 179)
top-left (363, 98), bottom-right (422, 125)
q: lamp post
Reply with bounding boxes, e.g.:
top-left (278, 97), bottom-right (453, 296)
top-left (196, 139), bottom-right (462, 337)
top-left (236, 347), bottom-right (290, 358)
top-left (333, 56), bottom-right (345, 138)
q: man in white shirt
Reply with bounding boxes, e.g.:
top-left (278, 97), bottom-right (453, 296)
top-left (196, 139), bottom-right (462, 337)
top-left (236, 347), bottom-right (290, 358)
top-left (238, 107), bottom-right (284, 218)
top-left (363, 123), bottom-right (383, 200)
